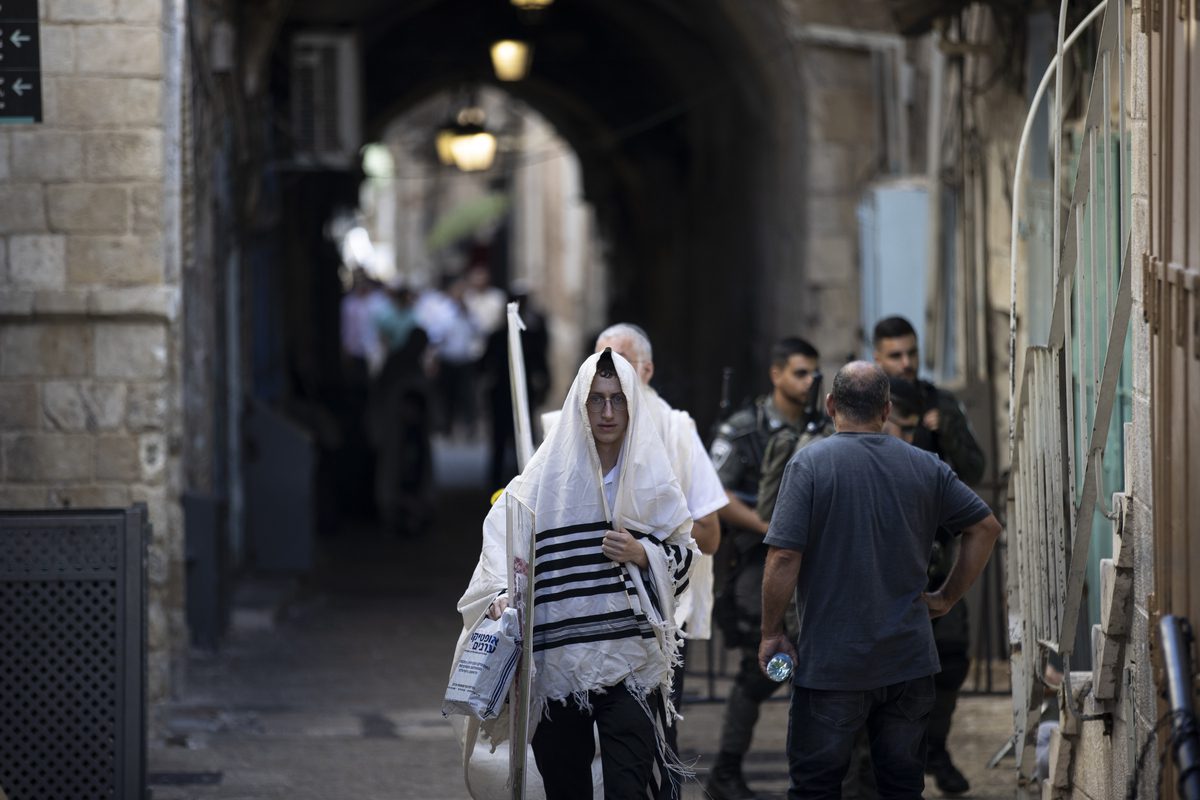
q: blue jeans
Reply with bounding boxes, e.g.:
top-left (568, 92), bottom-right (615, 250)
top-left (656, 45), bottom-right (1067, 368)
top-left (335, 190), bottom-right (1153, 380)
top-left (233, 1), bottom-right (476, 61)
top-left (787, 675), bottom-right (935, 799)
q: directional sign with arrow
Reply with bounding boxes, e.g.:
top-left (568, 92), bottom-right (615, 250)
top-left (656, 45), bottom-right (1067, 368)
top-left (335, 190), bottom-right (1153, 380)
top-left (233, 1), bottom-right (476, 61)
top-left (0, 0), bottom-right (39, 123)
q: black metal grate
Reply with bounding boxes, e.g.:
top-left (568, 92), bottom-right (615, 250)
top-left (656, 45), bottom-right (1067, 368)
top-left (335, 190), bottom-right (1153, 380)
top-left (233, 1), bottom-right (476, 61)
top-left (0, 509), bottom-right (146, 800)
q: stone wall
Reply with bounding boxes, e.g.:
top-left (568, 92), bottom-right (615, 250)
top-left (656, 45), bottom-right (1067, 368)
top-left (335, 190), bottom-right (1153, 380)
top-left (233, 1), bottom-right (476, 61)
top-left (1084, 0), bottom-right (1157, 794)
top-left (767, 1), bottom-right (895, 367)
top-left (1056, 2), bottom-right (1156, 795)
top-left (0, 0), bottom-right (184, 702)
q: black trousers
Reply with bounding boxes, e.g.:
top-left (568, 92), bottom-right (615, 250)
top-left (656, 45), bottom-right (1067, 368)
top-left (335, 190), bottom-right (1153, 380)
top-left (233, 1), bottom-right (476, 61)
top-left (532, 683), bottom-right (659, 800)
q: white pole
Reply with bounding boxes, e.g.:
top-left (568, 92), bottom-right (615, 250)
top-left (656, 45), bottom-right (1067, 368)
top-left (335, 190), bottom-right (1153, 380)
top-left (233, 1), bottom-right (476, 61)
top-left (507, 302), bottom-right (535, 470)
top-left (1008, 0), bottom-right (1109, 463)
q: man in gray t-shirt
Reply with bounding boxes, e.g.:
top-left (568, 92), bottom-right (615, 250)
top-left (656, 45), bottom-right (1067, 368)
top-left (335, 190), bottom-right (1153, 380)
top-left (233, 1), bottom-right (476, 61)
top-left (759, 362), bottom-right (1001, 799)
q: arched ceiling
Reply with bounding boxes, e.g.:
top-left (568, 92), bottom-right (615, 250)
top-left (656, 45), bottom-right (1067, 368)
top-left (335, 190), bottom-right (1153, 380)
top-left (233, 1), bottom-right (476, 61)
top-left (279, 0), bottom-right (806, 427)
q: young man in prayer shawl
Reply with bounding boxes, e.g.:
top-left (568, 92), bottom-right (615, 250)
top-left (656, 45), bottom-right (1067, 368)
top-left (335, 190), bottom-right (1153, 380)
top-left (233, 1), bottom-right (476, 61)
top-left (594, 323), bottom-right (727, 800)
top-left (456, 348), bottom-right (699, 799)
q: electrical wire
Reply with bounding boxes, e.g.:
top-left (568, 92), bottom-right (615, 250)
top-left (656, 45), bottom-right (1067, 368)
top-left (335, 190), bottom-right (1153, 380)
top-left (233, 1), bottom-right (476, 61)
top-left (1126, 708), bottom-right (1200, 800)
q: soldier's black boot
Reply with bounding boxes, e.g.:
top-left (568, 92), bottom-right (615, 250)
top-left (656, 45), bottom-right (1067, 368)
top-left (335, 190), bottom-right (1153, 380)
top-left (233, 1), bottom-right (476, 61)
top-left (925, 748), bottom-right (970, 795)
top-left (705, 750), bottom-right (756, 800)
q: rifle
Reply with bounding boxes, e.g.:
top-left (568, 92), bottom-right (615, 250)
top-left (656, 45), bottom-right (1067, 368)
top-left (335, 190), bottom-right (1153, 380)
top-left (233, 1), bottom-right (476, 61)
top-left (709, 366), bottom-right (734, 445)
top-left (804, 370), bottom-right (826, 433)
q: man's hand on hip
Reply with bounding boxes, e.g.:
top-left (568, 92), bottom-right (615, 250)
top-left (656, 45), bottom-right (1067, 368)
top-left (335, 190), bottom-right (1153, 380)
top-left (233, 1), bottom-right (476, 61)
top-left (922, 590), bottom-right (953, 618)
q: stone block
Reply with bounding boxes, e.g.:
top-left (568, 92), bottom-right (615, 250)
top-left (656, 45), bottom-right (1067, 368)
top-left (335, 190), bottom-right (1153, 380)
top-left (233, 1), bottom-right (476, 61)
top-left (1073, 718), bottom-right (1114, 800)
top-left (146, 649), bottom-right (169, 705)
top-left (116, 0), bottom-right (161, 22)
top-left (46, 0), bottom-right (117, 22)
top-left (809, 85), bottom-right (877, 144)
top-left (33, 289), bottom-right (90, 315)
top-left (42, 381), bottom-right (88, 431)
top-left (131, 483), bottom-right (168, 541)
top-left (0, 131), bottom-right (9, 180)
top-left (48, 185), bottom-right (129, 233)
top-left (805, 234), bottom-right (856, 286)
top-left (77, 25), bottom-right (162, 76)
top-left (95, 433), bottom-right (140, 481)
top-left (85, 130), bottom-right (164, 181)
top-left (132, 184), bottom-right (162, 231)
top-left (1110, 493), bottom-right (1134, 568)
top-left (0, 184), bottom-right (47, 233)
top-left (1130, 35), bottom-right (1148, 121)
top-left (139, 432), bottom-right (166, 481)
top-left (126, 382), bottom-right (167, 430)
top-left (48, 484), bottom-right (132, 509)
top-left (1133, 501), bottom-right (1155, 614)
top-left (808, 197), bottom-right (857, 237)
top-left (808, 143), bottom-right (853, 194)
top-left (0, 322), bottom-right (93, 378)
top-left (0, 383), bottom-right (39, 430)
top-left (803, 46), bottom-right (875, 91)
top-left (1060, 672), bottom-right (1092, 736)
top-left (51, 77), bottom-right (161, 127)
top-left (147, 599), bottom-right (168, 649)
top-left (1047, 726), bottom-right (1072, 788)
top-left (1091, 623), bottom-right (1123, 700)
top-left (0, 485), bottom-right (48, 507)
top-left (1129, 393), bottom-right (1152, 486)
top-left (90, 286), bottom-right (180, 320)
top-left (67, 235), bottom-right (163, 286)
top-left (0, 291), bottom-right (34, 315)
top-left (85, 382), bottom-right (127, 430)
top-left (43, 381), bottom-right (126, 432)
top-left (10, 131), bottom-right (84, 181)
top-left (94, 321), bottom-right (167, 379)
top-left (39, 24), bottom-right (76, 74)
top-left (7, 235), bottom-right (67, 289)
top-left (1100, 558), bottom-right (1133, 638)
top-left (4, 433), bottom-right (94, 481)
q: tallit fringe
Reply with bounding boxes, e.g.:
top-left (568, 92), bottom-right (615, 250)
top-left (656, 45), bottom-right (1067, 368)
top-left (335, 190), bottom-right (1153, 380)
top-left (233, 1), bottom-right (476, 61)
top-left (626, 678), bottom-right (697, 786)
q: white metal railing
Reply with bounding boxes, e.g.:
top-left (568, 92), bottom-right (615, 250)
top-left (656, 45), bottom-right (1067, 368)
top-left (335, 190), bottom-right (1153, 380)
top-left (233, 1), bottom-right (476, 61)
top-left (1006, 0), bottom-right (1131, 778)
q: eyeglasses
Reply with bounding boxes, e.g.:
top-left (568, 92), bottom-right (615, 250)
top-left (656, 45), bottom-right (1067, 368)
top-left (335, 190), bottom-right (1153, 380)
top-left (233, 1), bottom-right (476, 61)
top-left (586, 393), bottom-right (628, 411)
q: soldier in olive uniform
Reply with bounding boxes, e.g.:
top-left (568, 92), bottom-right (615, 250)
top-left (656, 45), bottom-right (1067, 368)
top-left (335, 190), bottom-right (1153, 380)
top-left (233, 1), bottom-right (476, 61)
top-left (875, 317), bottom-right (986, 796)
top-left (706, 337), bottom-right (821, 800)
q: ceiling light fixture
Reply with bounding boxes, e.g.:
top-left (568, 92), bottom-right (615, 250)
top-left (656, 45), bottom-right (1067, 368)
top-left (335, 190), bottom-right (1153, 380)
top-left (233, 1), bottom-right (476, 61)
top-left (490, 39), bottom-right (532, 82)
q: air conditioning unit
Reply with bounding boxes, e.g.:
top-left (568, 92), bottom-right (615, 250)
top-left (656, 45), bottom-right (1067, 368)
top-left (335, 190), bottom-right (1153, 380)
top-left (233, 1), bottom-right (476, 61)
top-left (290, 32), bottom-right (362, 169)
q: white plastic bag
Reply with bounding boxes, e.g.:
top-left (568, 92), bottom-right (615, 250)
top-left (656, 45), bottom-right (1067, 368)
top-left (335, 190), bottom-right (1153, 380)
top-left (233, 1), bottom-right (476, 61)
top-left (443, 607), bottom-right (521, 720)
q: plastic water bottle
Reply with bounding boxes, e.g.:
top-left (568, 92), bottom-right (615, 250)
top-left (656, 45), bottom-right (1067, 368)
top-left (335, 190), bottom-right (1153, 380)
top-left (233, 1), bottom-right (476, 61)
top-left (766, 652), bottom-right (793, 682)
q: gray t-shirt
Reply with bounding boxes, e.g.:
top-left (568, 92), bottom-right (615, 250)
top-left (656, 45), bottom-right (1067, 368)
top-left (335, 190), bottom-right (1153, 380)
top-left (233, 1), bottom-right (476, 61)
top-left (763, 431), bottom-right (992, 690)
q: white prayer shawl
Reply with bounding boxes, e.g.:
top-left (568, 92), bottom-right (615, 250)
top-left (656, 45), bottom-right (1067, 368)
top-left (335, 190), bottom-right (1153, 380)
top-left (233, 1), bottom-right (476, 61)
top-left (640, 387), bottom-right (717, 641)
top-left (454, 351), bottom-right (695, 739)
top-left (544, 388), bottom-right (716, 640)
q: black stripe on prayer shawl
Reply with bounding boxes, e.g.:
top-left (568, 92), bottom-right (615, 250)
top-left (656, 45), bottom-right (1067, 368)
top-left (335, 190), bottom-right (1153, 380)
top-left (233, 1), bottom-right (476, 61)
top-left (537, 535), bottom-right (605, 556)
top-left (536, 552), bottom-right (611, 573)
top-left (535, 582), bottom-right (627, 604)
top-left (625, 527), bottom-right (664, 545)
top-left (535, 565), bottom-right (621, 591)
top-left (639, 568), bottom-right (665, 619)
top-left (535, 609), bottom-right (634, 632)
top-left (666, 543), bottom-right (694, 596)
top-left (533, 608), bottom-right (655, 651)
top-left (532, 608), bottom-right (655, 653)
top-left (535, 520), bottom-right (611, 542)
top-left (533, 628), bottom-right (657, 652)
